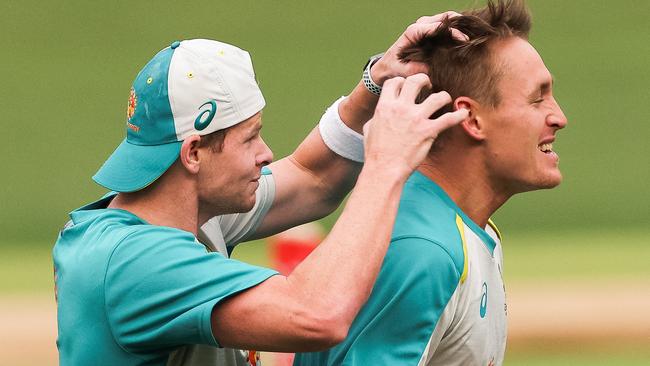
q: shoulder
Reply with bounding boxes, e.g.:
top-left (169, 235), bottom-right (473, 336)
top-left (113, 223), bottom-right (197, 254)
top-left (378, 237), bottom-right (463, 300)
top-left (307, 238), bottom-right (462, 366)
top-left (391, 181), bottom-right (465, 275)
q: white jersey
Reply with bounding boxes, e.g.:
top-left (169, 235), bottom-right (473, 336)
top-left (420, 218), bottom-right (507, 365)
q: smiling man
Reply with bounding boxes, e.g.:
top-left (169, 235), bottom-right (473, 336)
top-left (295, 1), bottom-right (567, 365)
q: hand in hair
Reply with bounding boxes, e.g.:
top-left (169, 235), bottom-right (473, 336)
top-left (370, 11), bottom-right (469, 86)
top-left (363, 73), bottom-right (468, 176)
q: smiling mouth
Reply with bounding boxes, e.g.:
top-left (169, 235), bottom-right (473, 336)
top-left (538, 143), bottom-right (554, 154)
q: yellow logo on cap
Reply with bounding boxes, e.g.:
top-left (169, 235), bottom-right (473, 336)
top-left (127, 88), bottom-right (137, 121)
top-left (126, 88), bottom-right (140, 132)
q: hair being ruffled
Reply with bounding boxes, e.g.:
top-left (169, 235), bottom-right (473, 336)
top-left (398, 0), bottom-right (532, 112)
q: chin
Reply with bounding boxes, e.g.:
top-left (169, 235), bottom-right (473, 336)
top-left (238, 194), bottom-right (257, 213)
top-left (212, 194), bottom-right (257, 215)
top-left (513, 171), bottom-right (563, 194)
top-left (535, 171), bottom-right (563, 190)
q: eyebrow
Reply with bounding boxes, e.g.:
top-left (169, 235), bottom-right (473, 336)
top-left (529, 75), bottom-right (554, 98)
top-left (248, 118), bottom-right (263, 137)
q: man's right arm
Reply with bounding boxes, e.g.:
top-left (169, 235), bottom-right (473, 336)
top-left (211, 75), bottom-right (469, 351)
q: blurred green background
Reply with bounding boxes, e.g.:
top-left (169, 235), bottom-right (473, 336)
top-left (0, 0), bottom-right (648, 365)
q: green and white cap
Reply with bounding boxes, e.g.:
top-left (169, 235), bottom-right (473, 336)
top-left (93, 39), bottom-right (265, 192)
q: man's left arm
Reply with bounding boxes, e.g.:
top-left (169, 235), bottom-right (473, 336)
top-left (251, 92), bottom-right (366, 238)
top-left (252, 12), bottom-right (466, 238)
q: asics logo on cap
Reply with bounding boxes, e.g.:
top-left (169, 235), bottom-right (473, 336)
top-left (194, 100), bottom-right (217, 131)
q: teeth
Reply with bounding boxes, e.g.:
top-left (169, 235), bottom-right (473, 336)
top-left (539, 143), bottom-right (553, 152)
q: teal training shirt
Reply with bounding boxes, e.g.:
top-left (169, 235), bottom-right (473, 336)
top-left (295, 171), bottom-right (506, 366)
top-left (53, 194), bottom-right (277, 365)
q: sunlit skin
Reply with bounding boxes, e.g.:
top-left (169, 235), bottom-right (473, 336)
top-left (197, 112), bottom-right (273, 217)
top-left (421, 37), bottom-right (568, 228)
top-left (478, 37), bottom-right (568, 197)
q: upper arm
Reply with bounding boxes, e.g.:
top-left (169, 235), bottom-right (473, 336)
top-left (104, 228), bottom-right (277, 353)
top-left (252, 127), bottom-right (361, 238)
top-left (295, 237), bottom-right (461, 365)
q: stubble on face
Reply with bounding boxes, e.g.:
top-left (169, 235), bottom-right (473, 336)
top-left (480, 38), bottom-right (567, 196)
top-left (197, 114), bottom-right (268, 217)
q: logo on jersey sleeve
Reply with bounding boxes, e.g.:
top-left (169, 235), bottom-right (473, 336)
top-left (480, 282), bottom-right (488, 318)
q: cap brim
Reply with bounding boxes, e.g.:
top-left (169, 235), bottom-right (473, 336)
top-left (92, 139), bottom-right (182, 193)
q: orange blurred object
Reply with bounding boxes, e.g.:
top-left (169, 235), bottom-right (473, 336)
top-left (268, 222), bottom-right (324, 275)
top-left (266, 222), bottom-right (324, 366)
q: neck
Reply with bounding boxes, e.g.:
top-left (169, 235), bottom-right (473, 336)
top-left (418, 154), bottom-right (511, 228)
top-left (108, 168), bottom-right (200, 236)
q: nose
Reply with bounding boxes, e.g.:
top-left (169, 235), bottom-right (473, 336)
top-left (547, 97), bottom-right (568, 130)
top-left (257, 138), bottom-right (273, 166)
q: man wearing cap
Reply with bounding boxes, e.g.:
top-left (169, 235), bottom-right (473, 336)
top-left (53, 13), bottom-right (468, 366)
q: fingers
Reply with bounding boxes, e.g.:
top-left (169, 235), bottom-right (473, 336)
top-left (450, 28), bottom-right (469, 42)
top-left (382, 74), bottom-right (452, 118)
top-left (378, 76), bottom-right (405, 101)
top-left (398, 74), bottom-right (432, 102)
top-left (363, 73), bottom-right (468, 176)
top-left (419, 91), bottom-right (452, 116)
top-left (381, 74), bottom-right (432, 105)
top-left (416, 11), bottom-right (462, 24)
top-left (413, 11), bottom-right (469, 42)
top-left (406, 22), bottom-right (469, 43)
top-left (427, 108), bottom-right (469, 136)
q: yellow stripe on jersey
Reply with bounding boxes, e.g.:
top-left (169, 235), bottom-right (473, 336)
top-left (455, 215), bottom-right (469, 284)
top-left (487, 219), bottom-right (502, 241)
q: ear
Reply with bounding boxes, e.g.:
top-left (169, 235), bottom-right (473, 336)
top-left (454, 97), bottom-right (486, 141)
top-left (179, 135), bottom-right (202, 175)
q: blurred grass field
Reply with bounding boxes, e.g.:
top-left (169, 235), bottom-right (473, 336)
top-left (2, 229), bottom-right (648, 294)
top-left (5, 218), bottom-right (646, 300)
top-left (1, 0), bottom-right (648, 365)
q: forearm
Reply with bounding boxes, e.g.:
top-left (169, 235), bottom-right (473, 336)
top-left (337, 80), bottom-right (379, 133)
top-left (285, 164), bottom-right (406, 329)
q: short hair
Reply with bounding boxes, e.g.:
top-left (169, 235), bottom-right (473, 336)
top-left (198, 128), bottom-right (229, 153)
top-left (399, 0), bottom-right (531, 116)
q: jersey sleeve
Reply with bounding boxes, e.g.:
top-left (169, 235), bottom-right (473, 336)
top-left (199, 168), bottom-right (275, 252)
top-left (103, 226), bottom-right (277, 356)
top-left (295, 237), bottom-right (461, 366)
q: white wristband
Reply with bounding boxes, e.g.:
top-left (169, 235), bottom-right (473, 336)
top-left (318, 96), bottom-right (365, 163)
